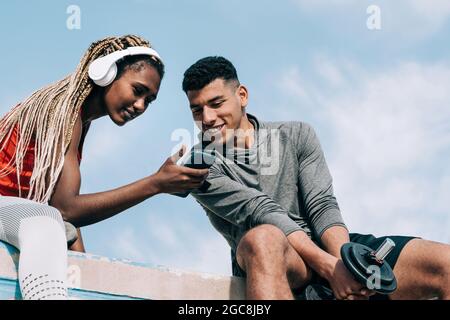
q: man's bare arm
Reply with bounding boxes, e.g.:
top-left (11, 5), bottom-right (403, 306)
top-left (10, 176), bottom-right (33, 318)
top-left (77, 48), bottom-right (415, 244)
top-left (287, 230), bottom-right (371, 299)
top-left (320, 226), bottom-right (350, 258)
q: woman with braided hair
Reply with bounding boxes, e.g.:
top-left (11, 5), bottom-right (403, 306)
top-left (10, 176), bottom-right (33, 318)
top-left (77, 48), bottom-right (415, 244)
top-left (0, 35), bottom-right (209, 300)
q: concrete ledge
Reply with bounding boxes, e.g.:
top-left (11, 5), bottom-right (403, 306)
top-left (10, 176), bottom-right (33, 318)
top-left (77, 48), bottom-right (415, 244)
top-left (0, 241), bottom-right (245, 300)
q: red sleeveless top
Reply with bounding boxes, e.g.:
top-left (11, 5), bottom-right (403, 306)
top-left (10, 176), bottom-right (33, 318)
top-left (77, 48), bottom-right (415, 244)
top-left (0, 121), bottom-right (89, 198)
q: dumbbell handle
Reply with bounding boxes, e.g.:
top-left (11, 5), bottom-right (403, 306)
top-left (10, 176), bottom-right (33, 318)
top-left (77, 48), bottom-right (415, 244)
top-left (373, 238), bottom-right (396, 262)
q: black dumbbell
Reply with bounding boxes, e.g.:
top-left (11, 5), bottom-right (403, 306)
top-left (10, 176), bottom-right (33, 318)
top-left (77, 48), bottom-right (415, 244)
top-left (340, 238), bottom-right (397, 294)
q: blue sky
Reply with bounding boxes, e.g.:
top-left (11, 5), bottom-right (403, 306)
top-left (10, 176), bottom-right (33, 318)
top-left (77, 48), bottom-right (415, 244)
top-left (0, 0), bottom-right (449, 275)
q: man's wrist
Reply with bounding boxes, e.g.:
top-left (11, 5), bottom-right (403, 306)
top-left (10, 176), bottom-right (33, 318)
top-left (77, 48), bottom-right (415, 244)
top-left (316, 254), bottom-right (339, 280)
top-left (287, 231), bottom-right (339, 279)
top-left (320, 226), bottom-right (350, 258)
top-left (325, 245), bottom-right (345, 259)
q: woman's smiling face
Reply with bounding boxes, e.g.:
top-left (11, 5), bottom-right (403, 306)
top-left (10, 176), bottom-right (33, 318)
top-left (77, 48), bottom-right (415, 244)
top-left (103, 63), bottom-right (161, 126)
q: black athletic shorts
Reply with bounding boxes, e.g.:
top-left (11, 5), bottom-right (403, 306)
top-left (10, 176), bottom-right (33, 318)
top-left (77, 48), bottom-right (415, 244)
top-left (231, 232), bottom-right (418, 300)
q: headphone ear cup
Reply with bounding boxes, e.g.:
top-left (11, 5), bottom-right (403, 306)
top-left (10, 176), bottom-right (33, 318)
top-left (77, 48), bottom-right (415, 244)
top-left (89, 46), bottom-right (162, 87)
top-left (93, 62), bottom-right (117, 87)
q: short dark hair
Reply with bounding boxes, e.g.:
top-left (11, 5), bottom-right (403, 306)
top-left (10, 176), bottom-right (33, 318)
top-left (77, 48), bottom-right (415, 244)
top-left (117, 54), bottom-right (165, 80)
top-left (182, 56), bottom-right (239, 93)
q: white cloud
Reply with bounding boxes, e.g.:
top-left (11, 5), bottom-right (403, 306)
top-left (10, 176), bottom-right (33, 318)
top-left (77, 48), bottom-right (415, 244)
top-left (147, 215), bottom-right (180, 248)
top-left (110, 212), bottom-right (232, 275)
top-left (292, 0), bottom-right (358, 10)
top-left (82, 117), bottom-right (141, 165)
top-left (277, 58), bottom-right (450, 243)
top-left (293, 0), bottom-right (450, 18)
top-left (144, 213), bottom-right (232, 274)
top-left (291, 0), bottom-right (450, 41)
top-left (279, 68), bottom-right (311, 102)
top-left (314, 55), bottom-right (346, 88)
top-left (113, 227), bottom-right (146, 262)
top-left (409, 0), bottom-right (450, 24)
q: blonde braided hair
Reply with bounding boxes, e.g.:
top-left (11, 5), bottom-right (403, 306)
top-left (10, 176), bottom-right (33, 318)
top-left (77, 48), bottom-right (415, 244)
top-left (0, 35), bottom-right (152, 203)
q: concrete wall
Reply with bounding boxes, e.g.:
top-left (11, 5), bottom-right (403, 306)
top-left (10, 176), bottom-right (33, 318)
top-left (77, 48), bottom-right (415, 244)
top-left (0, 241), bottom-right (245, 300)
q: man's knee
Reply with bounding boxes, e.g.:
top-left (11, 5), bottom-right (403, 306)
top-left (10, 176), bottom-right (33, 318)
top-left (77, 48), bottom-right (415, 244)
top-left (395, 239), bottom-right (450, 298)
top-left (428, 244), bottom-right (450, 296)
top-left (417, 241), bottom-right (450, 283)
top-left (237, 224), bottom-right (288, 259)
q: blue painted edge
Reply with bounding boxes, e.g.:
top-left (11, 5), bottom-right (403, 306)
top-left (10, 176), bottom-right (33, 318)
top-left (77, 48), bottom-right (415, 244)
top-left (0, 277), bottom-right (143, 300)
top-left (1, 240), bottom-right (185, 274)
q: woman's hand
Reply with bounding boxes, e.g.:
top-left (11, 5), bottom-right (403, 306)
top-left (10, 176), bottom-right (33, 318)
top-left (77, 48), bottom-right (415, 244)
top-left (152, 146), bottom-right (209, 194)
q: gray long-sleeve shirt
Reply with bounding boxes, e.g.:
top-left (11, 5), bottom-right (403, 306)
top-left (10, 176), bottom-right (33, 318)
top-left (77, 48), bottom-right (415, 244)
top-left (191, 113), bottom-right (347, 255)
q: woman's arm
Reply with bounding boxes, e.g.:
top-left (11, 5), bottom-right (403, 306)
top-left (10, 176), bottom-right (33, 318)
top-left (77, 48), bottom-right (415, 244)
top-left (49, 116), bottom-right (208, 228)
top-left (69, 228), bottom-right (86, 252)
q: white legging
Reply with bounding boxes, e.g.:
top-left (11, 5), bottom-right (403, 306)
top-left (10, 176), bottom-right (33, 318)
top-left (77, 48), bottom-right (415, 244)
top-left (0, 196), bottom-right (68, 300)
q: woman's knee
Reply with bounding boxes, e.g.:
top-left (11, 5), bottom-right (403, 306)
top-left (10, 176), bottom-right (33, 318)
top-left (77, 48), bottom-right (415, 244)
top-left (1, 201), bottom-right (65, 248)
top-left (18, 207), bottom-right (66, 248)
top-left (36, 205), bottom-right (64, 227)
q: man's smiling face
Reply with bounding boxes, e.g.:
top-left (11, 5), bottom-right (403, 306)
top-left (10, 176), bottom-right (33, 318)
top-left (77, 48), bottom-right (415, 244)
top-left (187, 78), bottom-right (249, 145)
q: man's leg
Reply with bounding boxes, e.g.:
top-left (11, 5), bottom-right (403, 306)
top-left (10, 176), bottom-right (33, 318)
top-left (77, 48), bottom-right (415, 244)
top-left (389, 239), bottom-right (450, 300)
top-left (236, 224), bottom-right (313, 299)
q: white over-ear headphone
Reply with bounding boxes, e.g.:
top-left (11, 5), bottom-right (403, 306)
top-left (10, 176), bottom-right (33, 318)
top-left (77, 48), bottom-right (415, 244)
top-left (88, 46), bottom-right (163, 87)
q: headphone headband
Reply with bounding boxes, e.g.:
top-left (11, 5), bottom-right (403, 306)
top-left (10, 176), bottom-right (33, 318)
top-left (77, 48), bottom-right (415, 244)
top-left (88, 46), bottom-right (163, 87)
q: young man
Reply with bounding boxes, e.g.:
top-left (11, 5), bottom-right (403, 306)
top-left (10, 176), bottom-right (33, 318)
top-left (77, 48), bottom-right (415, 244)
top-left (182, 56), bottom-right (450, 300)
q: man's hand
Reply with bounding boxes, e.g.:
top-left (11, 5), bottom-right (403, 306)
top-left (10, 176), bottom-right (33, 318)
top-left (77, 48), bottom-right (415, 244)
top-left (286, 230), bottom-right (374, 300)
top-left (323, 256), bottom-right (375, 300)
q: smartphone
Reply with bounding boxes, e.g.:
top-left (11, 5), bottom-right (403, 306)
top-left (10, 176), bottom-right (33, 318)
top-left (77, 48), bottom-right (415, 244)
top-left (178, 150), bottom-right (216, 169)
top-left (173, 150), bottom-right (215, 197)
